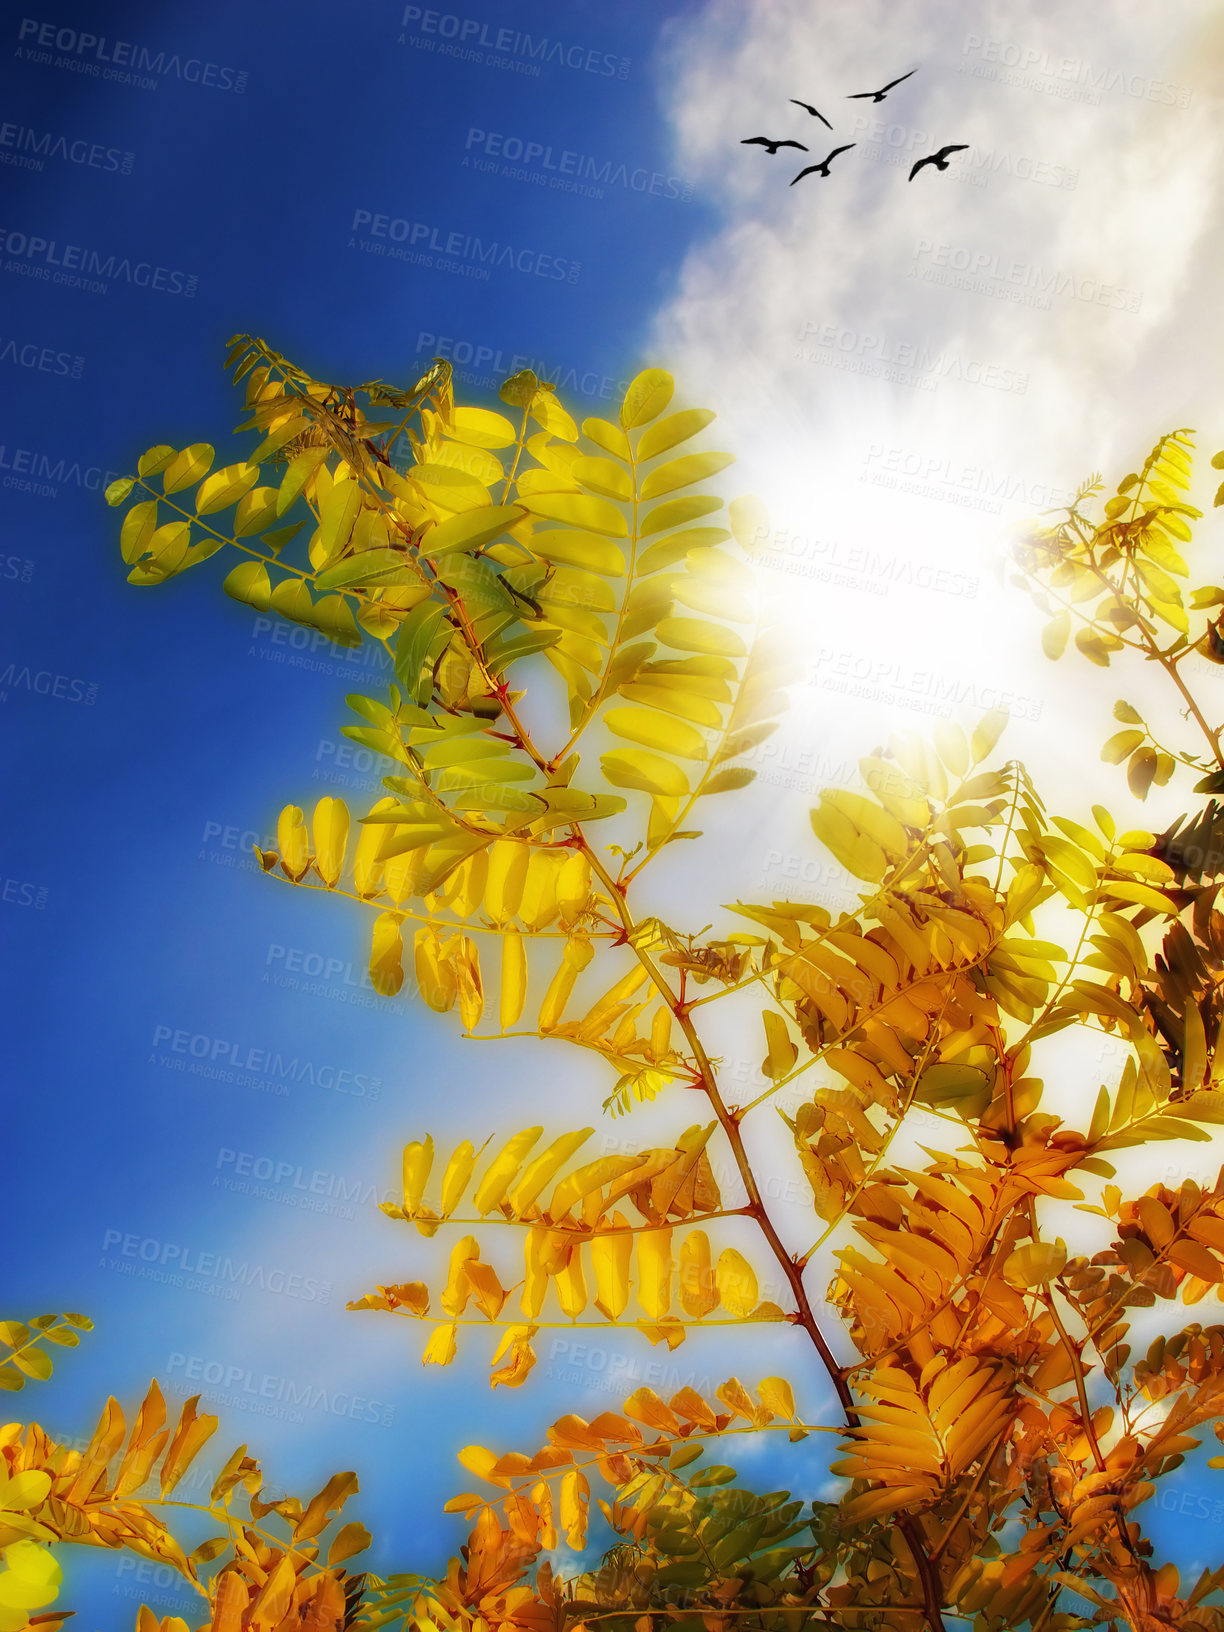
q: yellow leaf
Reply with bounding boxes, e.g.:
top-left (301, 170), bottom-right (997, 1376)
top-left (448, 406), bottom-right (517, 449)
top-left (485, 839), bottom-right (530, 924)
top-left (441, 1236), bottom-right (480, 1316)
top-left (441, 1141), bottom-right (478, 1217)
top-left (559, 1466), bottom-right (590, 1549)
top-left (637, 408), bottom-right (716, 463)
top-left (639, 451), bottom-right (734, 502)
top-left (316, 477), bottom-right (363, 566)
top-left (195, 462), bottom-right (260, 515)
top-left (604, 707), bottom-right (708, 761)
top-left (655, 616), bottom-right (746, 658)
top-left (539, 936), bottom-right (595, 1032)
top-left (500, 927), bottom-right (528, 1030)
top-left (312, 796), bottom-right (350, 887)
top-left (520, 493), bottom-right (628, 538)
top-left (402, 1137), bottom-right (434, 1214)
top-left (678, 1230), bottom-right (718, 1318)
top-left (222, 560), bottom-right (272, 611)
top-left (162, 442), bottom-right (214, 494)
top-left (370, 912), bottom-right (405, 997)
top-left (531, 529), bottom-right (627, 575)
top-left (637, 1227), bottom-right (673, 1320)
top-left (507, 1129), bottom-right (595, 1216)
top-left (621, 369), bottom-right (675, 430)
top-left (572, 456), bottom-right (632, 503)
top-left (423, 1324), bottom-right (458, 1366)
top-left (277, 806), bottom-right (311, 881)
top-left (555, 1244), bottom-right (588, 1317)
top-left (420, 504), bottom-right (525, 559)
top-left (120, 499), bottom-right (158, 564)
top-left (415, 926), bottom-right (457, 1012)
top-left (758, 1376), bottom-right (795, 1419)
top-left (715, 1248), bottom-right (758, 1317)
top-left (555, 853), bottom-right (591, 923)
top-left (473, 1128), bottom-right (544, 1215)
top-left (601, 748), bottom-right (690, 798)
top-left (592, 1216), bottom-right (634, 1319)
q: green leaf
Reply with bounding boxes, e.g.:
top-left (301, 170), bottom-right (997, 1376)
top-left (483, 627), bottom-right (562, 670)
top-left (277, 446), bottom-right (329, 517)
top-left (394, 601), bottom-right (449, 698)
top-left (421, 504), bottom-right (526, 559)
top-left (499, 369), bottom-right (539, 407)
top-left (314, 548), bottom-right (413, 592)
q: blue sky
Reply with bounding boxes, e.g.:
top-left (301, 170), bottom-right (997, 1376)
top-left (4, 1), bottom-right (1224, 1623)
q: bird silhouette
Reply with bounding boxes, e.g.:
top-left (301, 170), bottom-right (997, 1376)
top-left (790, 144), bottom-right (856, 183)
top-left (847, 69), bottom-right (917, 102)
top-left (789, 99), bottom-right (833, 129)
top-left (741, 136), bottom-right (810, 154)
top-left (908, 143), bottom-right (969, 179)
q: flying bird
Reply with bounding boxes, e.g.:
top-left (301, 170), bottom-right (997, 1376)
top-left (789, 99), bottom-right (833, 129)
top-left (847, 69), bottom-right (917, 102)
top-left (908, 144), bottom-right (969, 179)
top-left (790, 144), bottom-right (856, 183)
top-left (740, 136), bottom-right (810, 154)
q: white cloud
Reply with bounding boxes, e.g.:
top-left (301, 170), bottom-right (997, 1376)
top-left (649, 0), bottom-right (1224, 851)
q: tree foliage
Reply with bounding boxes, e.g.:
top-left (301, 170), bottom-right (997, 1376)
top-left (8, 342), bottom-right (1224, 1630)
